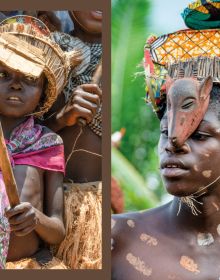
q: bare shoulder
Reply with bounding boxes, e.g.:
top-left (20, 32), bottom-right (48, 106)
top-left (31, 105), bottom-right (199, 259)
top-left (111, 204), bottom-right (172, 280)
top-left (112, 203), bottom-right (171, 239)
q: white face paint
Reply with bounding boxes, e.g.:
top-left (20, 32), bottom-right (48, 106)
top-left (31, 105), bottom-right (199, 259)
top-left (202, 170), bottom-right (212, 178)
top-left (193, 165), bottom-right (199, 172)
top-left (197, 232), bottom-right (214, 246)
top-left (212, 202), bottom-right (219, 211)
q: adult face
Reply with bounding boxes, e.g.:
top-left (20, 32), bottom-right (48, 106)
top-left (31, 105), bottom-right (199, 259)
top-left (0, 64), bottom-right (45, 118)
top-left (69, 11), bottom-right (102, 34)
top-left (159, 107), bottom-right (220, 197)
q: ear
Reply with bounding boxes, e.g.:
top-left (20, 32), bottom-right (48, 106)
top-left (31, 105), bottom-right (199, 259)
top-left (165, 75), bottom-right (174, 92)
top-left (199, 76), bottom-right (213, 100)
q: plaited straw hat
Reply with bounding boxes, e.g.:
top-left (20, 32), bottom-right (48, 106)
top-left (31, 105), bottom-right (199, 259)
top-left (0, 15), bottom-right (80, 117)
top-left (144, 28), bottom-right (220, 119)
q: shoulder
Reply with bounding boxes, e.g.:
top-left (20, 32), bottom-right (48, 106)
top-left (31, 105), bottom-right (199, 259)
top-left (112, 204), bottom-right (170, 231)
top-left (112, 203), bottom-right (171, 248)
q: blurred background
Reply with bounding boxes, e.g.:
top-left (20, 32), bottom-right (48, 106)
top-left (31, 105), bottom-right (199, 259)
top-left (111, 0), bottom-right (189, 212)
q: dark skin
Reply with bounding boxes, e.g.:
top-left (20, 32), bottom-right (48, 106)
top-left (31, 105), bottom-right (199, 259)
top-left (0, 64), bottom-right (65, 261)
top-left (44, 11), bottom-right (102, 183)
top-left (112, 107), bottom-right (220, 280)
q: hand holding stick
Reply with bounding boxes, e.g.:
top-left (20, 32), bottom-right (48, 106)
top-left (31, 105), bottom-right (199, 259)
top-left (0, 121), bottom-right (20, 207)
top-left (77, 59), bottom-right (102, 127)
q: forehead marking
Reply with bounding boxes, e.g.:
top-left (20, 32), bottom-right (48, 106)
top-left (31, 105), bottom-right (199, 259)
top-left (197, 232), bottom-right (214, 246)
top-left (179, 256), bottom-right (200, 274)
top-left (202, 170), bottom-right (212, 178)
top-left (127, 220), bottom-right (135, 228)
top-left (126, 253), bottom-right (152, 277)
top-left (204, 153), bottom-right (210, 157)
top-left (140, 233), bottom-right (158, 246)
top-left (111, 218), bottom-right (116, 229)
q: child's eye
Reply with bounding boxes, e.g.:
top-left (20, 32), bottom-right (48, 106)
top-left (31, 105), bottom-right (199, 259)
top-left (25, 76), bottom-right (37, 83)
top-left (0, 72), bottom-right (8, 78)
top-left (191, 131), bottom-right (210, 141)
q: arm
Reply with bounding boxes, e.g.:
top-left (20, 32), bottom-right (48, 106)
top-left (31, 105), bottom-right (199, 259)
top-left (44, 84), bottom-right (102, 132)
top-left (6, 170), bottom-right (65, 245)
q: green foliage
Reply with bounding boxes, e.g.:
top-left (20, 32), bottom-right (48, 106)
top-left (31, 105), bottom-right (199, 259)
top-left (112, 0), bottom-right (165, 211)
top-left (112, 147), bottom-right (159, 211)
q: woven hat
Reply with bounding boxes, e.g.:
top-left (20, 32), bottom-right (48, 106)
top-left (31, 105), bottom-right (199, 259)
top-left (0, 15), bottom-right (80, 117)
top-left (182, 0), bottom-right (220, 30)
top-left (144, 28), bottom-right (220, 119)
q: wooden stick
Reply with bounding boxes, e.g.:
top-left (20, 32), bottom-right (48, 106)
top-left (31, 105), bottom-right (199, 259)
top-left (77, 59), bottom-right (102, 127)
top-left (0, 121), bottom-right (20, 207)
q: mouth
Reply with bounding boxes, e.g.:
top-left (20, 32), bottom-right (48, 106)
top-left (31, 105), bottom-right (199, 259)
top-left (160, 159), bottom-right (189, 178)
top-left (6, 96), bottom-right (23, 104)
top-left (90, 11), bottom-right (103, 21)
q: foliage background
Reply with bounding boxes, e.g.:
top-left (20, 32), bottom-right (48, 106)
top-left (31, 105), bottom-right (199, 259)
top-left (112, 0), bottom-right (162, 211)
top-left (111, 0), bottom-right (189, 211)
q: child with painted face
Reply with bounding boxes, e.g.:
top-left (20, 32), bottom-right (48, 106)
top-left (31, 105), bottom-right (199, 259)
top-left (112, 14), bottom-right (220, 280)
top-left (0, 16), bottom-right (79, 269)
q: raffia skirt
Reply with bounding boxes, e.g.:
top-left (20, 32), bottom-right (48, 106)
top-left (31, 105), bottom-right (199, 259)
top-left (6, 248), bottom-right (68, 269)
top-left (54, 181), bottom-right (102, 269)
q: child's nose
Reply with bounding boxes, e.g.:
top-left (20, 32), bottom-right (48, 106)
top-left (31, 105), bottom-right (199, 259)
top-left (10, 81), bottom-right (22, 90)
top-left (10, 75), bottom-right (23, 91)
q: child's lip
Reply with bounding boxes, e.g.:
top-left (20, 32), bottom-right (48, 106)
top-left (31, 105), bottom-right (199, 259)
top-left (6, 96), bottom-right (23, 104)
top-left (90, 11), bottom-right (103, 21)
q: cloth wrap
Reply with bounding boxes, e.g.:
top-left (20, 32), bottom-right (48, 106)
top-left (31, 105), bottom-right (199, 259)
top-left (0, 117), bottom-right (64, 269)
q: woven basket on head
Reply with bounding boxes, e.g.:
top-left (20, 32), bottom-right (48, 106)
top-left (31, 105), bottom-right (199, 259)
top-left (144, 29), bottom-right (220, 118)
top-left (0, 15), bottom-right (80, 117)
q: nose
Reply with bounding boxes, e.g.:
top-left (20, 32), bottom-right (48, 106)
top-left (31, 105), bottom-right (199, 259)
top-left (165, 138), bottom-right (190, 154)
top-left (10, 74), bottom-right (23, 91)
top-left (10, 82), bottom-right (22, 90)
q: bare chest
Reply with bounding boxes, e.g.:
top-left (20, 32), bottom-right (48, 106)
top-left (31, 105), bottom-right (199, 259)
top-left (14, 165), bottom-right (44, 211)
top-left (112, 230), bottom-right (220, 280)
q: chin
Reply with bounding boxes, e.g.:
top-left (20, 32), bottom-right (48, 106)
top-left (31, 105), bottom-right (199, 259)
top-left (163, 180), bottom-right (198, 197)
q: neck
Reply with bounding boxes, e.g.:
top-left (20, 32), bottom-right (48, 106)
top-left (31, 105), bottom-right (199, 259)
top-left (72, 22), bottom-right (101, 44)
top-left (171, 191), bottom-right (220, 235)
top-left (0, 115), bottom-right (26, 139)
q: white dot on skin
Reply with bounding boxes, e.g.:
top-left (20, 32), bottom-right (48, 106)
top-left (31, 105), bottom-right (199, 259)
top-left (111, 218), bottom-right (116, 229)
top-left (217, 224), bottom-right (220, 236)
top-left (111, 238), bottom-right (114, 250)
top-left (202, 170), bottom-right (212, 178)
top-left (194, 165), bottom-right (199, 171)
top-left (127, 220), bottom-right (135, 228)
